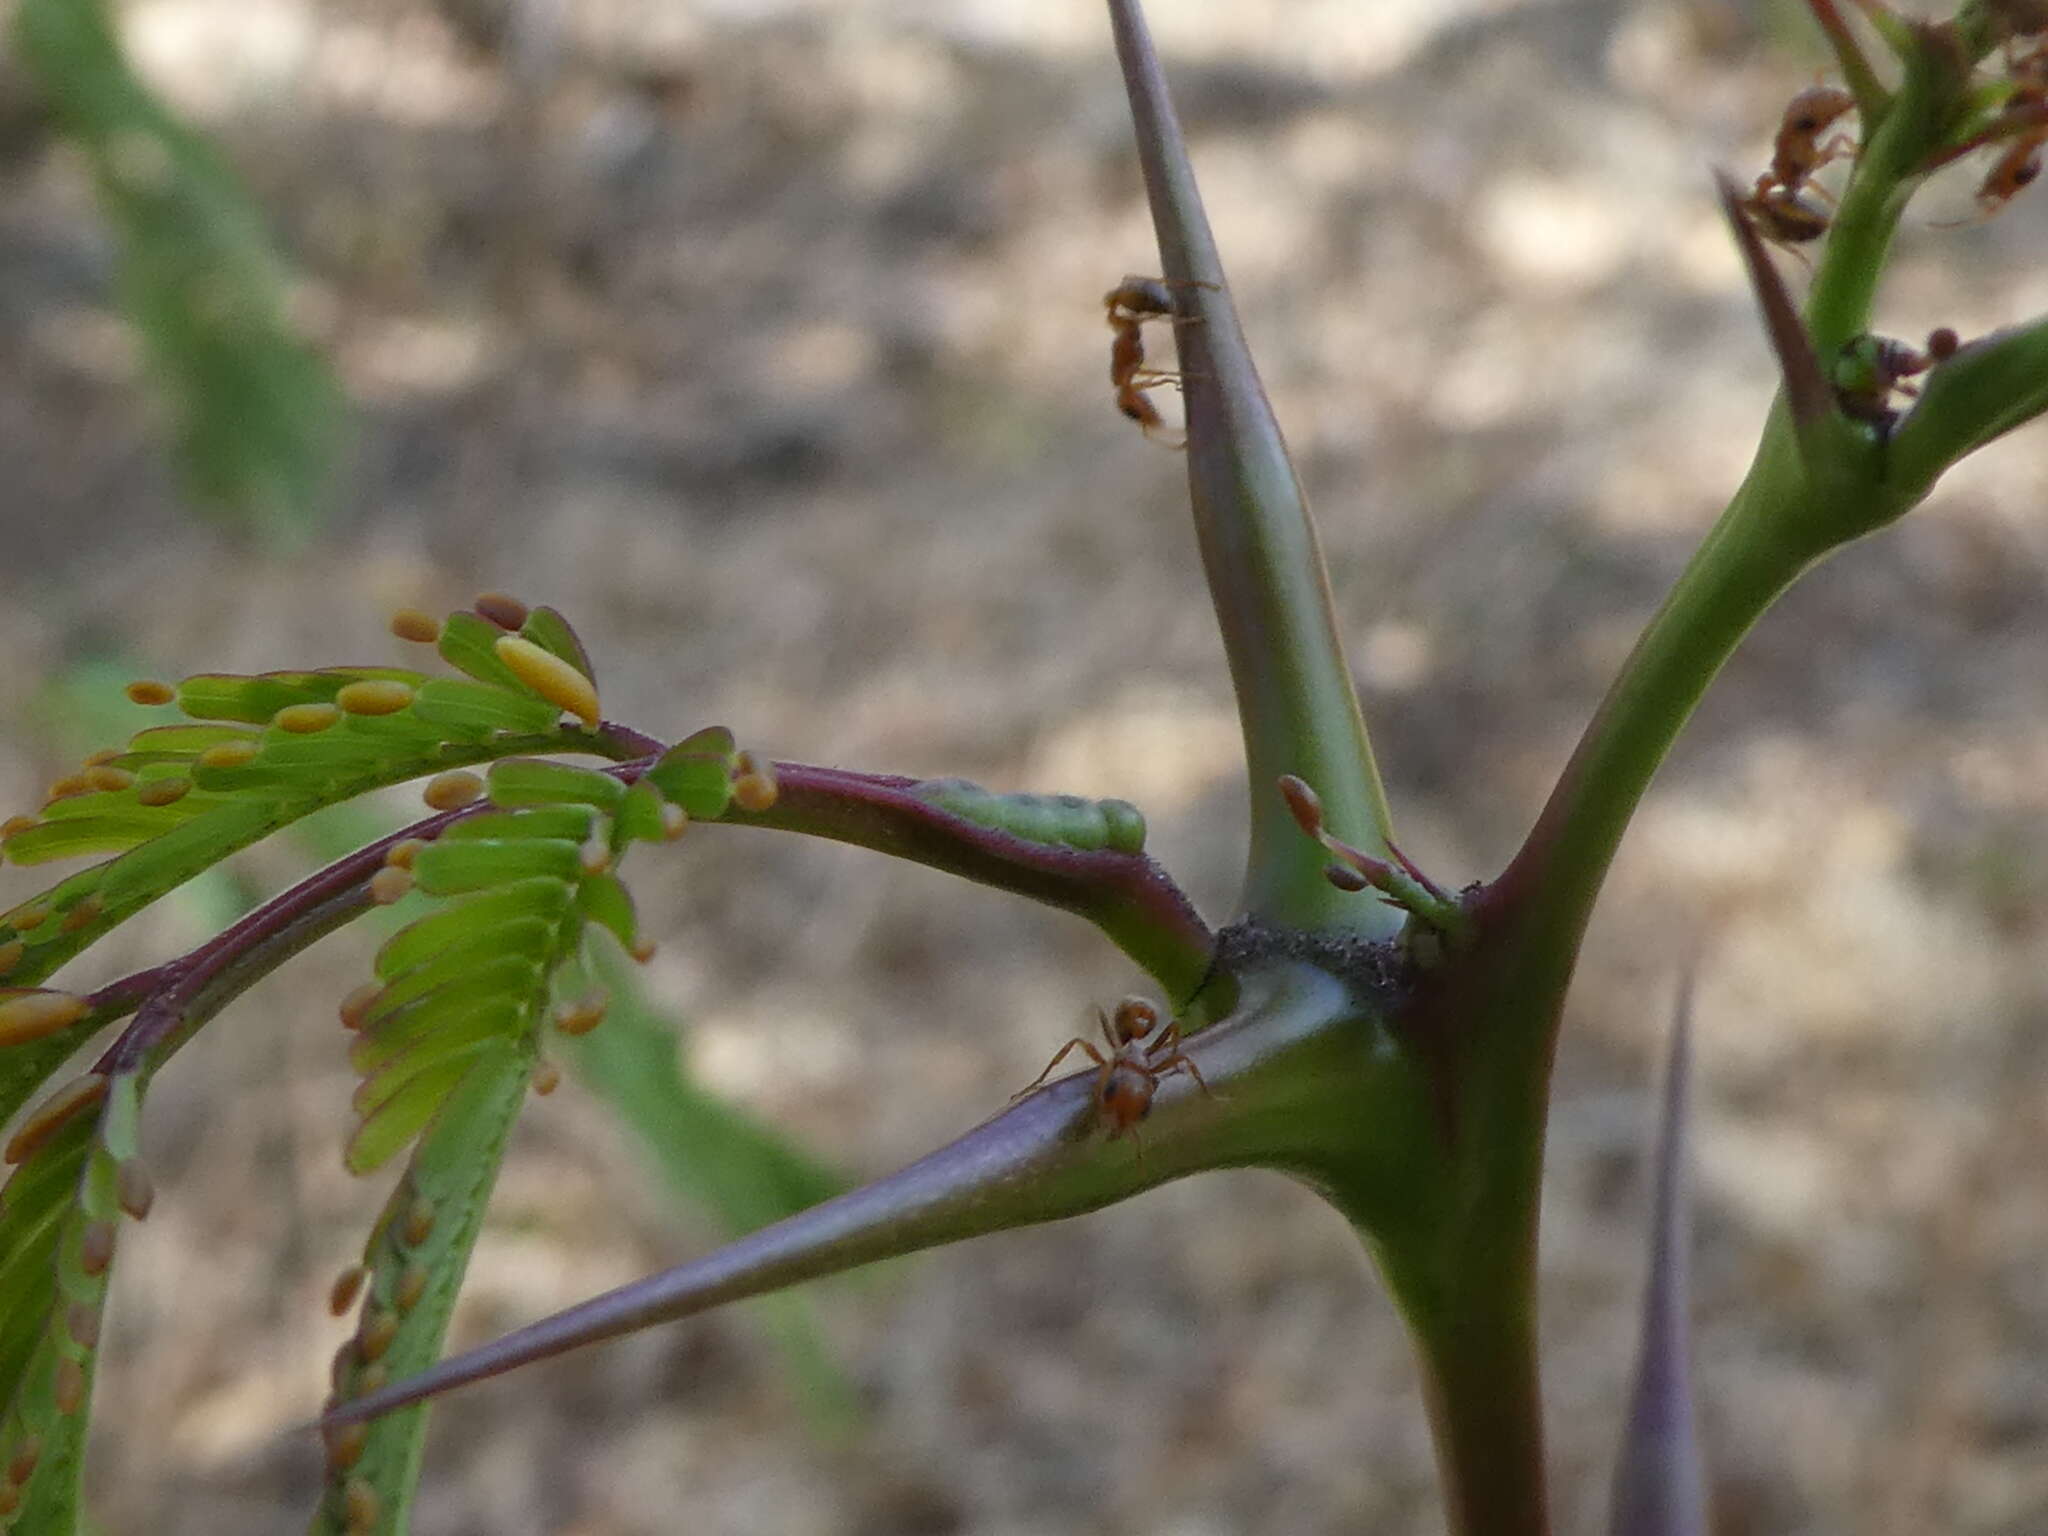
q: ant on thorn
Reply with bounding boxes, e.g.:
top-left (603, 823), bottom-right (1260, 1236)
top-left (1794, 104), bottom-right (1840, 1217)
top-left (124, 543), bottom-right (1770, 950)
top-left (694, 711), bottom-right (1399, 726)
top-left (1015, 995), bottom-right (1212, 1148)
top-left (1103, 275), bottom-right (1212, 448)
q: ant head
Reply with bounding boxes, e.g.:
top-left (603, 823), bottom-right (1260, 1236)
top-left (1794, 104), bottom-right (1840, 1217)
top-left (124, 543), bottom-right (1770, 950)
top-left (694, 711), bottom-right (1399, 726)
top-left (1109, 996), bottom-right (1160, 1045)
top-left (1097, 1062), bottom-right (1156, 1133)
top-left (1783, 84), bottom-right (1853, 134)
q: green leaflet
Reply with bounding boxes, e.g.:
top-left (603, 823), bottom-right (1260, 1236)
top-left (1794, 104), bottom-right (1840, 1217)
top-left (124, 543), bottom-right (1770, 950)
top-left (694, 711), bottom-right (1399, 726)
top-left (438, 807), bottom-right (596, 845)
top-left (516, 608), bottom-right (596, 683)
top-left (317, 1048), bottom-right (530, 1535)
top-left (0, 1072), bottom-right (144, 1536)
top-left (351, 998), bottom-right (526, 1080)
top-left (359, 961), bottom-right (543, 1048)
top-left (912, 778), bottom-right (1147, 854)
top-left (408, 679), bottom-right (563, 740)
top-left (435, 613), bottom-right (529, 694)
top-left (644, 727), bottom-right (739, 819)
top-left (486, 758), bottom-right (626, 813)
top-left (410, 837), bottom-right (584, 896)
top-left (372, 880), bottom-right (575, 978)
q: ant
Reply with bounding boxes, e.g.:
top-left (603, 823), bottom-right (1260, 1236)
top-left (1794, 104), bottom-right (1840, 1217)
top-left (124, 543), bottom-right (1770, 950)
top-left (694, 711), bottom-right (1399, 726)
top-left (1934, 37), bottom-right (2048, 222)
top-left (1739, 83), bottom-right (1859, 254)
top-left (1103, 275), bottom-right (1210, 447)
top-left (1016, 995), bottom-right (1212, 1147)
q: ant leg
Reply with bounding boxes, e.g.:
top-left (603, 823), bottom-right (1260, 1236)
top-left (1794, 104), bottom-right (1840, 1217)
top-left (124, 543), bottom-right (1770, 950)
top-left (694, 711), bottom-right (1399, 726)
top-left (1155, 1049), bottom-right (1217, 1099)
top-left (1015, 1037), bottom-right (1108, 1097)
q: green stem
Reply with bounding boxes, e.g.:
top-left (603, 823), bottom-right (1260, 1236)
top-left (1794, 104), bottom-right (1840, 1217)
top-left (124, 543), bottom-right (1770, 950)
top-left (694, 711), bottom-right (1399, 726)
top-left (1494, 424), bottom-right (1826, 968)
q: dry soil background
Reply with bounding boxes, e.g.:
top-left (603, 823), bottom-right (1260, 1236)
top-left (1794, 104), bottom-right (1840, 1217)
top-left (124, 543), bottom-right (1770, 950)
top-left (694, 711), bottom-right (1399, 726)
top-left (4, 0), bottom-right (2048, 1532)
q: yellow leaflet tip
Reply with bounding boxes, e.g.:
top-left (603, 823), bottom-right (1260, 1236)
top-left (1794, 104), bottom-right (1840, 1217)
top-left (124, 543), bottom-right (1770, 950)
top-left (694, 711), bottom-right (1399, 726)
top-left (0, 989), bottom-right (90, 1047)
top-left (422, 770), bottom-right (484, 811)
top-left (134, 775), bottom-right (192, 808)
top-left (732, 750), bottom-right (779, 812)
top-left (4, 1071), bottom-right (107, 1165)
top-left (329, 1265), bottom-right (368, 1317)
top-left (493, 634), bottom-right (601, 726)
top-left (368, 866), bottom-right (414, 905)
top-left (336, 679), bottom-right (415, 717)
top-left (274, 701), bottom-right (343, 735)
top-left (197, 739), bottom-right (260, 770)
top-left (125, 680), bottom-right (175, 706)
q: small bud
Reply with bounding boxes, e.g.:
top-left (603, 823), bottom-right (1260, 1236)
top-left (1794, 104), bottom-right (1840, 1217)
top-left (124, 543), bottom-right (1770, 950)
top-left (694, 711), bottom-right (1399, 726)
top-left (53, 1358), bottom-right (86, 1415)
top-left (60, 893), bottom-right (105, 934)
top-left (1326, 862), bottom-right (1370, 892)
top-left (358, 1309), bottom-right (399, 1363)
top-left (532, 1059), bottom-right (561, 1096)
top-left (330, 1340), bottom-right (358, 1393)
top-left (124, 680), bottom-right (176, 706)
top-left (82, 766), bottom-right (135, 793)
top-left (79, 1221), bottom-right (116, 1277)
top-left (1277, 775), bottom-right (1324, 836)
top-left (134, 776), bottom-right (193, 808)
top-left (342, 1477), bottom-right (380, 1533)
top-left (368, 866), bottom-right (414, 905)
top-left (45, 774), bottom-right (93, 802)
top-left (329, 1265), bottom-right (368, 1317)
top-left (1, 814), bottom-right (39, 841)
top-left (323, 1420), bottom-right (368, 1474)
top-left (731, 751), bottom-right (779, 812)
top-left (274, 702), bottom-right (343, 735)
top-left (383, 838), bottom-right (427, 871)
top-left (494, 635), bottom-right (601, 727)
top-left (66, 1302), bottom-right (99, 1351)
top-left (336, 679), bottom-right (416, 717)
top-left (339, 982), bottom-right (383, 1032)
top-left (421, 770), bottom-right (484, 811)
top-left (659, 803), bottom-right (688, 841)
top-left (390, 608), bottom-right (442, 644)
top-left (4, 1073), bottom-right (108, 1164)
top-left (552, 994), bottom-right (608, 1037)
top-left (402, 1197), bottom-right (436, 1247)
top-left (473, 592), bottom-right (529, 630)
top-left (395, 1263), bottom-right (429, 1313)
top-left (115, 1158), bottom-right (155, 1220)
top-left (579, 836), bottom-right (612, 875)
top-left (0, 990), bottom-right (89, 1048)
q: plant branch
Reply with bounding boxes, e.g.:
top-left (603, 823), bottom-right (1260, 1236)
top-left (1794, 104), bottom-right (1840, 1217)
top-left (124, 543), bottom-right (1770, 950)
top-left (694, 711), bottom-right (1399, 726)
top-left (324, 959), bottom-right (1408, 1426)
top-left (726, 762), bottom-right (1220, 1009)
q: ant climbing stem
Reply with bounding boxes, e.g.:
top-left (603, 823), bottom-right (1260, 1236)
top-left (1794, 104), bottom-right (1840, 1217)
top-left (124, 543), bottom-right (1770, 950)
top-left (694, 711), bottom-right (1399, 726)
top-left (1102, 275), bottom-right (1216, 448)
top-left (1014, 996), bottom-right (1213, 1155)
top-left (1738, 82), bottom-right (1861, 260)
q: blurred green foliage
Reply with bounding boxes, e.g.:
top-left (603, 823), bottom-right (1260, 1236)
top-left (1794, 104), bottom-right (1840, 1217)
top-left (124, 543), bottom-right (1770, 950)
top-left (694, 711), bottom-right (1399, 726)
top-left (14, 0), bottom-right (342, 547)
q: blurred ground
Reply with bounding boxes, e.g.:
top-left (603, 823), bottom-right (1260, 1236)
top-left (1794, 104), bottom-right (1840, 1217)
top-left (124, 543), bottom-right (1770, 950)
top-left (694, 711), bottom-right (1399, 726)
top-left (4, 0), bottom-right (2048, 1531)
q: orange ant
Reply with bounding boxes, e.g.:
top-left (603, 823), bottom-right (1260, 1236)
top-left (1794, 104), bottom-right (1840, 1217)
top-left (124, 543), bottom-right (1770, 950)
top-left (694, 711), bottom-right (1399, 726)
top-left (1015, 995), bottom-right (1211, 1147)
top-left (1933, 38), bottom-right (2048, 223)
top-left (1770, 85), bottom-right (1857, 195)
top-left (1104, 275), bottom-right (1209, 448)
top-left (1739, 83), bottom-right (1859, 256)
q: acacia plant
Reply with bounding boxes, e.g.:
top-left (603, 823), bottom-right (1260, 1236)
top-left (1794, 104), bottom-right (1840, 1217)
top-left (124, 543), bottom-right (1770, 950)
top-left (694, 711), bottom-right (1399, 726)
top-left (5, 0), bottom-right (2048, 1530)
